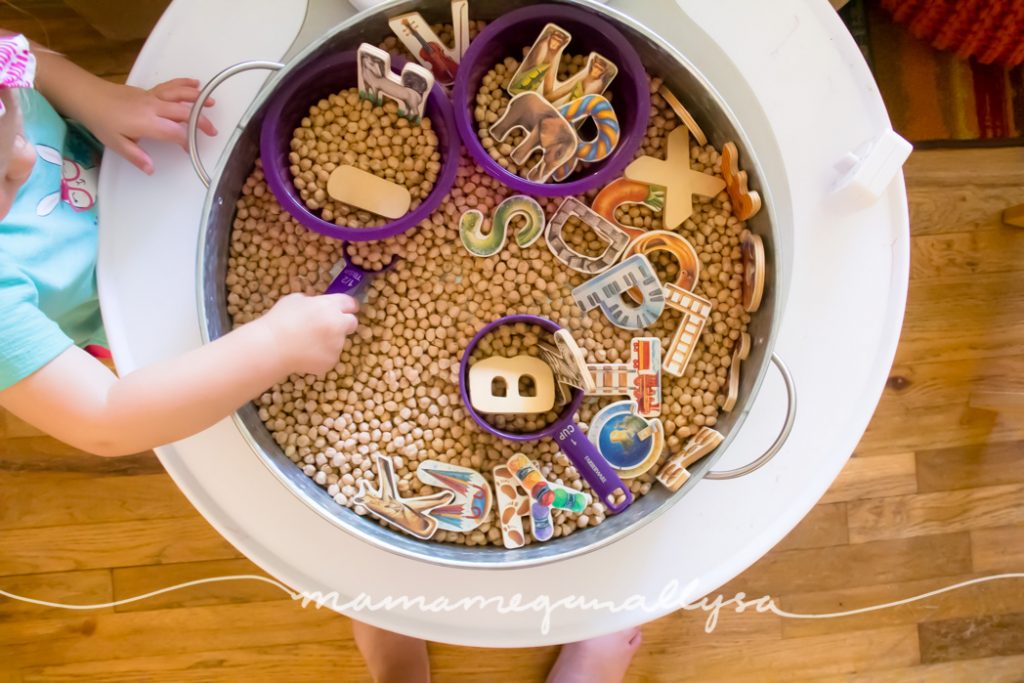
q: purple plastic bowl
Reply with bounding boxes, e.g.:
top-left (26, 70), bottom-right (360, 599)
top-left (260, 51), bottom-right (459, 242)
top-left (451, 3), bottom-right (650, 197)
top-left (459, 314), bottom-right (633, 513)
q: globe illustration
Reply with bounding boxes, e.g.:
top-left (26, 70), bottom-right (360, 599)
top-left (596, 413), bottom-right (652, 468)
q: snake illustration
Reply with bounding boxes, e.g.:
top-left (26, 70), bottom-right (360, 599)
top-left (551, 94), bottom-right (620, 182)
top-left (459, 195), bottom-right (546, 257)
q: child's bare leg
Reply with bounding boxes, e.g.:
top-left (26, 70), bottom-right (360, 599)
top-left (351, 620), bottom-right (430, 683)
top-left (546, 627), bottom-right (643, 683)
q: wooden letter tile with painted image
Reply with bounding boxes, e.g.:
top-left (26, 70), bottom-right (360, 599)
top-left (492, 465), bottom-right (530, 549)
top-left (662, 283), bottom-right (713, 377)
top-left (507, 22), bottom-right (618, 106)
top-left (572, 253), bottom-right (665, 330)
top-left (721, 142), bottom-right (762, 221)
top-left (658, 84), bottom-right (707, 146)
top-left (545, 196), bottom-right (631, 274)
top-left (489, 92), bottom-right (579, 182)
top-left (354, 455), bottom-right (455, 539)
top-left (723, 332), bottom-right (752, 413)
top-left (623, 125), bottom-right (726, 229)
top-left (537, 328), bottom-right (595, 403)
top-left (586, 337), bottom-right (663, 418)
top-left (356, 43), bottom-right (435, 122)
top-left (656, 426), bottom-right (724, 492)
top-left (387, 0), bottom-right (469, 85)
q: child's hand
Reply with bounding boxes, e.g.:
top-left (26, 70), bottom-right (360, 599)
top-left (89, 78), bottom-right (217, 175)
top-left (260, 293), bottom-right (360, 377)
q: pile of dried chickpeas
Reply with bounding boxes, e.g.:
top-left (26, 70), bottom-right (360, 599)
top-left (225, 33), bottom-right (751, 547)
top-left (289, 91), bottom-right (440, 228)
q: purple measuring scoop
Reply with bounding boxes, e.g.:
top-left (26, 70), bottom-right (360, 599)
top-left (451, 4), bottom-right (651, 197)
top-left (260, 50), bottom-right (460, 242)
top-left (324, 243), bottom-right (397, 299)
top-left (459, 314), bottom-right (634, 514)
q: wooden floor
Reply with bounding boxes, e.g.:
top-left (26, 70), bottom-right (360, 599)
top-left (4, 4), bottom-right (1024, 682)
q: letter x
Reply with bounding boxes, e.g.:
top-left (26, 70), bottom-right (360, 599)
top-left (624, 125), bottom-right (726, 229)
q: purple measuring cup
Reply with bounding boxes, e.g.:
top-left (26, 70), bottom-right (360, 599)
top-left (459, 314), bottom-right (634, 514)
top-left (451, 3), bottom-right (650, 197)
top-left (260, 50), bottom-right (460, 242)
top-left (324, 243), bottom-right (397, 298)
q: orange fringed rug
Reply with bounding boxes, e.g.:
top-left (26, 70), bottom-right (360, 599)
top-left (882, 0), bottom-right (1024, 67)
top-left (844, 0), bottom-right (1024, 145)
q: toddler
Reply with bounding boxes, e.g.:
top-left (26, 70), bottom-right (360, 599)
top-left (0, 33), bottom-right (358, 455)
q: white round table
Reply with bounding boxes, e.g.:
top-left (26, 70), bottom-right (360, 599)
top-left (97, 0), bottom-right (909, 647)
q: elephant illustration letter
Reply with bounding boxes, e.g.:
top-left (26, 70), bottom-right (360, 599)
top-left (488, 91), bottom-right (579, 183)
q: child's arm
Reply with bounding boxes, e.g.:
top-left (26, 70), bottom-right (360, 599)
top-left (23, 37), bottom-right (216, 174)
top-left (0, 294), bottom-right (359, 457)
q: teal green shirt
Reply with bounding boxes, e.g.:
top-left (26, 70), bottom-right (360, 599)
top-left (0, 90), bottom-right (104, 391)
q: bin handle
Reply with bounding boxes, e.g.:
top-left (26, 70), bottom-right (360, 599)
top-left (704, 353), bottom-right (796, 480)
top-left (187, 60), bottom-right (284, 187)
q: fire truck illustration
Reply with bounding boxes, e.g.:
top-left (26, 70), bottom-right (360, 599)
top-left (630, 338), bottom-right (662, 417)
top-left (586, 337), bottom-right (662, 418)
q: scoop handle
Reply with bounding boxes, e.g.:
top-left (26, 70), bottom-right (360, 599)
top-left (554, 422), bottom-right (633, 514)
top-left (326, 260), bottom-right (374, 297)
top-left (326, 247), bottom-right (398, 299)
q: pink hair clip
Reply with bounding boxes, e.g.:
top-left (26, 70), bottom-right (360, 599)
top-left (0, 34), bottom-right (36, 114)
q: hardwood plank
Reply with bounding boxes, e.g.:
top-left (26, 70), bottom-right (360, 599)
top-left (0, 517), bottom-right (240, 576)
top-left (111, 559), bottom-right (288, 613)
top-left (971, 525), bottom-right (1024, 572)
top-left (1005, 204), bottom-right (1024, 229)
top-left (916, 441), bottom-right (1024, 493)
top-left (778, 572), bottom-right (1024, 639)
top-left (906, 185), bottom-right (1024, 236)
top-left (0, 570), bottom-right (113, 621)
top-left (0, 473), bottom-right (193, 530)
top-left (619, 626), bottom-right (919, 681)
top-left (721, 533), bottom-right (972, 597)
top-left (3, 410), bottom-right (61, 439)
top-left (772, 503), bottom-right (848, 552)
top-left (970, 387), bottom-right (1024, 412)
top-left (0, 601), bottom-right (346, 669)
top-left (857, 357), bottom-right (1024, 454)
top-left (911, 229), bottom-right (1024, 280)
top-left (889, 273), bottom-right (1024, 364)
top-left (847, 485), bottom-right (1024, 543)
top-left (904, 148), bottom-right (1024, 187)
top-left (64, 0), bottom-right (168, 41)
top-left (857, 406), bottom-right (1019, 456)
top-left (813, 653), bottom-right (1024, 683)
top-left (17, 642), bottom-right (368, 683)
top-left (873, 357), bottom-right (1024, 415)
top-left (0, 438), bottom-right (162, 476)
top-left (821, 452), bottom-right (917, 503)
top-left (1, 14), bottom-right (117, 53)
top-left (920, 613), bottom-right (1024, 664)
top-left (59, 44), bottom-right (141, 80)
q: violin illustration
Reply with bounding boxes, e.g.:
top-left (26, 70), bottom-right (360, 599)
top-left (401, 17), bottom-right (458, 84)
